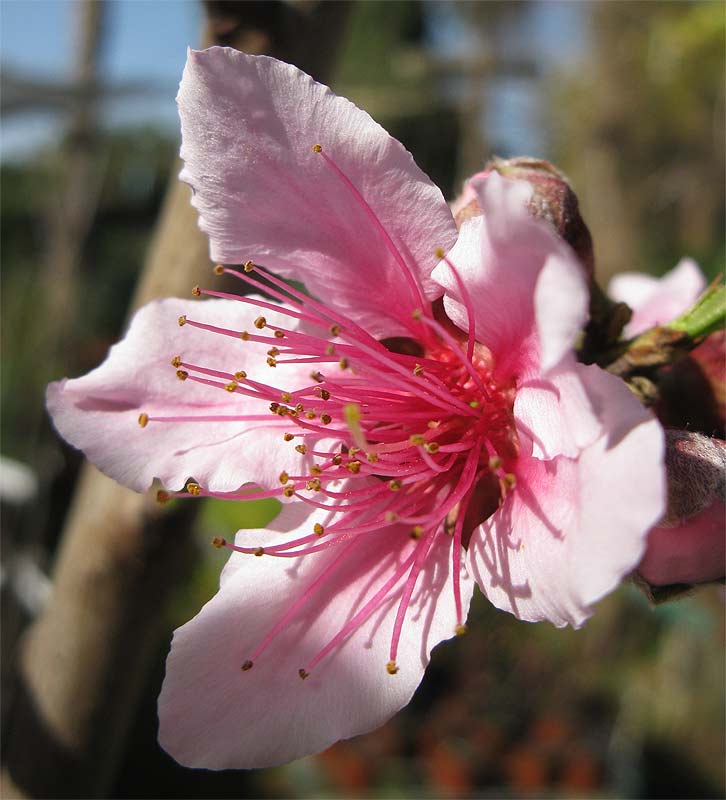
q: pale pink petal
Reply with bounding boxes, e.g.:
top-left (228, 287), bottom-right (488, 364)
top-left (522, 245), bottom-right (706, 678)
top-left (449, 169), bottom-right (489, 217)
top-left (533, 252), bottom-right (589, 374)
top-left (158, 497), bottom-right (473, 769)
top-left (638, 501), bottom-right (725, 586)
top-left (468, 364), bottom-right (665, 627)
top-left (177, 47), bottom-right (457, 338)
top-left (609, 258), bottom-right (705, 338)
top-left (47, 298), bottom-right (330, 492)
top-left (513, 362), bottom-right (601, 460)
top-left (433, 174), bottom-right (587, 382)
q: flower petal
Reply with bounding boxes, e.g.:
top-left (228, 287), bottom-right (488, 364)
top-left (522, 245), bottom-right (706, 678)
top-left (177, 47), bottom-right (457, 337)
top-left (609, 258), bottom-right (705, 338)
top-left (433, 173), bottom-right (587, 381)
top-left (468, 364), bottom-right (665, 627)
top-left (47, 297), bottom-right (328, 492)
top-left (158, 498), bottom-right (473, 769)
top-left (513, 361), bottom-right (602, 460)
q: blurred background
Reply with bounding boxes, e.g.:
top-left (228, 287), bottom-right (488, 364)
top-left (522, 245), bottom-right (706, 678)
top-left (1, 1), bottom-right (724, 798)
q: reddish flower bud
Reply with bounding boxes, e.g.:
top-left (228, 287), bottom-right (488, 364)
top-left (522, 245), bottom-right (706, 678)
top-left (638, 430), bottom-right (725, 590)
top-left (655, 330), bottom-right (726, 438)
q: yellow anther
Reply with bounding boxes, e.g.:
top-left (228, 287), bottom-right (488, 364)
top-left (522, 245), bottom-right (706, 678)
top-left (332, 454), bottom-right (342, 466)
top-left (211, 536), bottom-right (226, 549)
top-left (298, 668), bottom-right (310, 680)
top-left (504, 473), bottom-right (517, 489)
top-left (413, 363), bottom-right (424, 376)
top-left (178, 315), bottom-right (186, 326)
top-left (412, 309), bottom-right (422, 320)
top-left (191, 285), bottom-right (201, 297)
top-left (325, 344), bottom-right (335, 356)
top-left (455, 624), bottom-right (468, 637)
top-left (310, 371), bottom-right (323, 383)
top-left (295, 403), bottom-right (304, 413)
top-left (366, 452), bottom-right (379, 463)
top-left (312, 143), bottom-right (323, 153)
top-left (267, 357), bottom-right (277, 367)
top-left (138, 413), bottom-right (149, 428)
top-left (240, 331), bottom-right (250, 341)
top-left (434, 247), bottom-right (445, 259)
top-left (253, 547), bottom-right (265, 557)
top-left (306, 478), bottom-right (321, 492)
top-left (268, 347), bottom-right (280, 357)
top-left (469, 400), bottom-right (480, 409)
top-left (225, 381), bottom-right (238, 393)
top-left (176, 369), bottom-right (189, 381)
top-left (386, 661), bottom-right (399, 675)
top-left (171, 356), bottom-right (181, 368)
top-left (295, 444), bottom-right (307, 455)
top-left (283, 485), bottom-right (295, 498)
top-left (305, 411), bottom-right (316, 420)
top-left (241, 659), bottom-right (253, 671)
top-left (320, 413), bottom-right (332, 425)
top-left (410, 525), bottom-right (423, 540)
top-left (288, 409), bottom-right (298, 418)
top-left (281, 391), bottom-right (292, 403)
top-left (186, 481), bottom-right (201, 496)
top-left (310, 465), bottom-right (322, 476)
top-left (428, 420), bottom-right (440, 428)
top-left (254, 316), bottom-right (266, 329)
top-left (385, 511), bottom-right (398, 523)
top-left (409, 434), bottom-right (426, 446)
top-left (424, 442), bottom-right (440, 454)
top-left (234, 370), bottom-right (247, 381)
top-left (274, 330), bottom-right (285, 339)
top-left (313, 522), bottom-right (325, 536)
top-left (279, 471), bottom-right (289, 485)
top-left (329, 324), bottom-right (341, 336)
top-left (269, 402), bottom-right (280, 413)
top-left (243, 260), bottom-right (254, 272)
top-left (488, 456), bottom-right (502, 471)
top-left (156, 490), bottom-right (170, 504)
top-left (338, 358), bottom-right (349, 370)
top-left (213, 264), bottom-right (225, 276)
top-left (348, 446), bottom-right (360, 458)
top-left (284, 433), bottom-right (295, 442)
top-left (388, 479), bottom-right (402, 491)
top-left (347, 461), bottom-right (361, 474)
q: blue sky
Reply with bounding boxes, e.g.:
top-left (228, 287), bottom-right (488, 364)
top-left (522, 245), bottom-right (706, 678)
top-left (0, 0), bottom-right (584, 161)
top-left (1, 0), bottom-right (201, 158)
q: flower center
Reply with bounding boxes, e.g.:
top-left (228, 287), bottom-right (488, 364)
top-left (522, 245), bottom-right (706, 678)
top-left (140, 146), bottom-right (519, 678)
top-left (144, 261), bottom-right (519, 678)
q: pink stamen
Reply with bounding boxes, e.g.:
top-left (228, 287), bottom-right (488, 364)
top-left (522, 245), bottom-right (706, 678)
top-left (442, 254), bottom-right (477, 362)
top-left (303, 545), bottom-right (419, 674)
top-left (158, 180), bottom-right (520, 677)
top-left (316, 147), bottom-right (430, 323)
top-left (388, 526), bottom-right (438, 663)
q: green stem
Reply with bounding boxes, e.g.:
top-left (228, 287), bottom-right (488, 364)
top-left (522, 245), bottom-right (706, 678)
top-left (668, 279), bottom-right (726, 341)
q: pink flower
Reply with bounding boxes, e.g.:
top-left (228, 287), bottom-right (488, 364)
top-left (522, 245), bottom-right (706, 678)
top-left (607, 262), bottom-right (725, 588)
top-left (46, 48), bottom-right (665, 770)
top-left (608, 258), bottom-right (705, 338)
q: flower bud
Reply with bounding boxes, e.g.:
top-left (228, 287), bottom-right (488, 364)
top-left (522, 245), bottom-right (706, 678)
top-left (452, 158), bottom-right (632, 353)
top-left (637, 430), bottom-right (725, 591)
top-left (453, 157), bottom-right (595, 280)
top-left (655, 330), bottom-right (726, 438)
